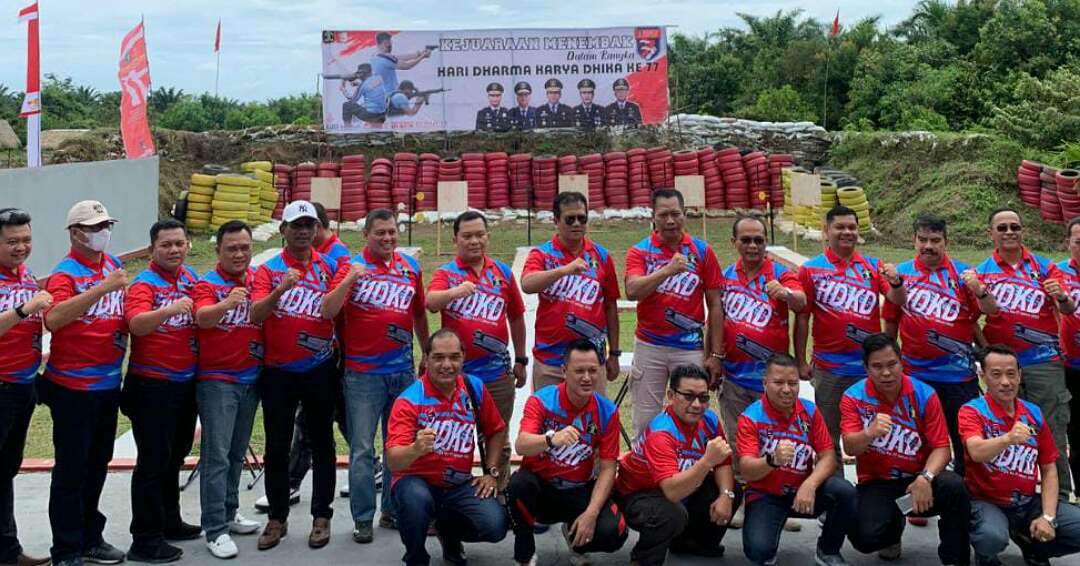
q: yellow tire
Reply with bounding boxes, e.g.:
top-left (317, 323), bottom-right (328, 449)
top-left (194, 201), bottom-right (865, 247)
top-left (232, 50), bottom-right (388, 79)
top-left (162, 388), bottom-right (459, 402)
top-left (187, 210), bottom-right (211, 221)
top-left (216, 174), bottom-right (259, 188)
top-left (189, 184), bottom-right (216, 196)
top-left (253, 170), bottom-right (275, 183)
top-left (188, 202), bottom-right (212, 213)
top-left (214, 191), bottom-right (250, 203)
top-left (847, 203), bottom-right (870, 213)
top-left (214, 183), bottom-right (251, 195)
top-left (241, 161), bottom-right (273, 172)
top-left (212, 201), bottom-right (249, 212)
top-left (188, 193), bottom-right (213, 204)
top-left (213, 211), bottom-right (248, 221)
top-left (191, 173), bottom-right (217, 186)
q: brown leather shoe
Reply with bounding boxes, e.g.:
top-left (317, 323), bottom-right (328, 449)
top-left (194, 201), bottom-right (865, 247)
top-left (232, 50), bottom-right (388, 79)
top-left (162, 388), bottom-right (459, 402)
top-left (308, 518), bottom-right (331, 549)
top-left (2, 554), bottom-right (51, 566)
top-left (257, 520), bottom-right (287, 550)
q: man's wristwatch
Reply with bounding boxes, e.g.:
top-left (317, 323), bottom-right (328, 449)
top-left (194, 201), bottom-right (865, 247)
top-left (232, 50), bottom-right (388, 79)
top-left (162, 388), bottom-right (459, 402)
top-left (514, 356), bottom-right (529, 366)
top-left (709, 352), bottom-right (725, 361)
top-left (544, 429), bottom-right (555, 448)
top-left (486, 466), bottom-right (500, 479)
top-left (919, 470), bottom-right (935, 483)
top-left (977, 290), bottom-right (990, 299)
top-left (609, 349), bottom-right (622, 359)
top-left (765, 452), bottom-right (779, 468)
top-left (1042, 514), bottom-right (1058, 528)
top-left (889, 278), bottom-right (904, 289)
top-left (12, 303), bottom-right (28, 319)
top-left (721, 489), bottom-right (736, 500)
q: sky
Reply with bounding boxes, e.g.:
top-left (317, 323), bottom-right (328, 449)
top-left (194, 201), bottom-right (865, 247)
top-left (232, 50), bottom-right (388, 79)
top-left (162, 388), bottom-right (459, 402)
top-left (0, 0), bottom-right (922, 102)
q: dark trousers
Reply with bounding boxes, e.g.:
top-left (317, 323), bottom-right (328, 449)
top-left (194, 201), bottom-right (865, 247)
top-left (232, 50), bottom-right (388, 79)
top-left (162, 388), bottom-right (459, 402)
top-left (742, 476), bottom-right (857, 565)
top-left (259, 360), bottom-right (338, 522)
top-left (39, 379), bottom-right (119, 562)
top-left (848, 472), bottom-right (971, 564)
top-left (926, 380), bottom-right (981, 476)
top-left (287, 380), bottom-right (349, 491)
top-left (506, 468), bottom-right (628, 562)
top-left (0, 382), bottom-right (36, 563)
top-left (121, 374), bottom-right (197, 547)
top-left (391, 475), bottom-right (508, 566)
top-left (619, 482), bottom-right (741, 566)
top-left (1067, 365), bottom-right (1080, 492)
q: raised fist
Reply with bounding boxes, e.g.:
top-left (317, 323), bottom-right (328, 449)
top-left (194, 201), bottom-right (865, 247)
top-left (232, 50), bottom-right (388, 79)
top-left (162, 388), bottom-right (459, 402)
top-left (346, 262), bottom-right (367, 283)
top-left (704, 436), bottom-right (732, 467)
top-left (867, 413), bottom-right (893, 439)
top-left (962, 269), bottom-right (985, 296)
top-left (880, 263), bottom-right (901, 285)
top-left (666, 253), bottom-right (689, 275)
top-left (563, 257), bottom-right (589, 276)
top-left (765, 279), bottom-right (789, 301)
top-left (1006, 421), bottom-right (1034, 446)
top-left (277, 268), bottom-right (301, 292)
top-left (168, 297), bottom-right (194, 317)
top-left (223, 287), bottom-right (248, 309)
top-left (103, 269), bottom-right (128, 291)
top-left (414, 428), bottom-right (437, 455)
top-left (456, 280), bottom-right (477, 298)
top-left (1043, 278), bottom-right (1066, 301)
top-left (773, 439), bottom-right (796, 467)
top-left (25, 290), bottom-right (53, 314)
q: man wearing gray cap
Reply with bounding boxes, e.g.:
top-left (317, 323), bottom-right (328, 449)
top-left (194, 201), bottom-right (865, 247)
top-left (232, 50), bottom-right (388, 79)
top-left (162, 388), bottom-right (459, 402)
top-left (41, 200), bottom-right (128, 566)
top-left (508, 82), bottom-right (537, 131)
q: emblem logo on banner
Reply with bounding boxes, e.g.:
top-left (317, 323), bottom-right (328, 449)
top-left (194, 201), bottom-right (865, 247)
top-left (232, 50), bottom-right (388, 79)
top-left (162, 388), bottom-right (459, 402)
top-left (634, 27), bottom-right (662, 61)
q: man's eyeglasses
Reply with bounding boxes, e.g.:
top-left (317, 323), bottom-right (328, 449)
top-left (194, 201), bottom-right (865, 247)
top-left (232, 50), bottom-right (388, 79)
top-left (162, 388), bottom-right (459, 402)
top-left (995, 223), bottom-right (1023, 233)
top-left (0, 209), bottom-right (29, 225)
top-left (673, 389), bottom-right (711, 405)
top-left (738, 236), bottom-right (766, 246)
top-left (562, 215), bottom-right (588, 226)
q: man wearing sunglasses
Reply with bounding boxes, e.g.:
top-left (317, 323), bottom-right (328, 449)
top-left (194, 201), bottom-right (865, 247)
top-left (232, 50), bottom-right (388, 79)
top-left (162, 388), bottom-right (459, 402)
top-left (522, 192), bottom-right (621, 392)
top-left (0, 208), bottom-right (51, 566)
top-left (42, 201), bottom-right (129, 566)
top-left (974, 208), bottom-right (1075, 498)
top-left (1057, 216), bottom-right (1080, 498)
top-left (615, 364), bottom-right (740, 565)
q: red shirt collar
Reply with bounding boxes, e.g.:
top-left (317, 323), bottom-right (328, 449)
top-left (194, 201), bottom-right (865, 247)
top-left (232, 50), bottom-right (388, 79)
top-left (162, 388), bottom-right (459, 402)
top-left (214, 263), bottom-right (249, 286)
top-left (67, 247), bottom-right (109, 271)
top-left (363, 246), bottom-right (398, 272)
top-left (454, 254), bottom-right (495, 278)
top-left (992, 247), bottom-right (1038, 277)
top-left (735, 257), bottom-right (774, 285)
top-left (552, 235), bottom-right (594, 258)
top-left (317, 234), bottom-right (342, 255)
top-left (824, 246), bottom-right (870, 272)
top-left (761, 394), bottom-right (809, 425)
top-left (864, 374), bottom-right (914, 409)
top-left (558, 381), bottom-right (597, 414)
top-left (663, 405), bottom-right (699, 438)
top-left (982, 391), bottom-right (1022, 422)
top-left (913, 254), bottom-right (955, 276)
top-left (282, 248), bottom-right (322, 273)
top-left (0, 262), bottom-right (26, 280)
top-left (149, 260), bottom-right (185, 285)
top-left (420, 372), bottom-right (465, 402)
top-left (649, 231), bottom-right (692, 252)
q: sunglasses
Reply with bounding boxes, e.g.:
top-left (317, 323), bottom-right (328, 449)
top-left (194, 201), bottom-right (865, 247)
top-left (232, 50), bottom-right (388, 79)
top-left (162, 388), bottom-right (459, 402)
top-left (0, 209), bottom-right (29, 224)
top-left (562, 215), bottom-right (588, 226)
top-left (738, 236), bottom-right (766, 246)
top-left (995, 223), bottom-right (1023, 233)
top-left (673, 389), bottom-right (711, 405)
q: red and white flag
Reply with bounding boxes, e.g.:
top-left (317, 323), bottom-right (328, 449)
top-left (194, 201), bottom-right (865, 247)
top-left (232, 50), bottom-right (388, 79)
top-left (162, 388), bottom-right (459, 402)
top-left (18, 2), bottom-right (40, 168)
top-left (830, 10), bottom-right (840, 38)
top-left (214, 19), bottom-right (221, 52)
top-left (118, 21), bottom-right (155, 159)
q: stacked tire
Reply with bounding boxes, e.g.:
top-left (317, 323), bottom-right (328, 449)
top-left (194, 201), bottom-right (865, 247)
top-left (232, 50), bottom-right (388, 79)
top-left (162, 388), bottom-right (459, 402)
top-left (673, 150), bottom-right (700, 177)
top-left (486, 152), bottom-right (511, 209)
top-left (1056, 169), bottom-right (1080, 221)
top-left (532, 155), bottom-right (558, 212)
top-left (716, 147), bottom-right (749, 209)
top-left (698, 147), bottom-right (724, 210)
top-left (272, 164), bottom-right (292, 219)
top-left (185, 173), bottom-right (216, 232)
top-left (417, 153), bottom-right (440, 211)
top-left (393, 153), bottom-right (419, 213)
top-left (647, 147), bottom-right (674, 189)
top-left (316, 162), bottom-right (340, 217)
top-left (292, 163), bottom-right (316, 202)
top-left (1040, 165), bottom-right (1065, 224)
top-left (742, 151), bottom-right (770, 210)
top-left (836, 186), bottom-right (871, 235)
top-left (604, 152), bottom-right (629, 210)
top-left (212, 174), bottom-right (257, 231)
top-left (253, 169), bottom-right (278, 224)
top-left (509, 154), bottom-right (532, 209)
top-left (462, 153), bottom-right (487, 210)
top-left (580, 154), bottom-right (605, 211)
top-left (819, 179), bottom-right (839, 226)
top-left (341, 154), bottom-right (367, 221)
top-left (628, 148), bottom-right (651, 208)
top-left (368, 158), bottom-right (393, 211)
top-left (1017, 160), bottom-right (1043, 208)
top-left (558, 155), bottom-right (578, 176)
top-left (768, 154), bottom-right (794, 209)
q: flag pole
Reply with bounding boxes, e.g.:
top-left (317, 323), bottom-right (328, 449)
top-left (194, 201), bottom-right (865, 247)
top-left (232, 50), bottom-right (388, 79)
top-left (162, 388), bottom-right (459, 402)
top-left (214, 19), bottom-right (221, 97)
top-left (823, 42), bottom-right (829, 128)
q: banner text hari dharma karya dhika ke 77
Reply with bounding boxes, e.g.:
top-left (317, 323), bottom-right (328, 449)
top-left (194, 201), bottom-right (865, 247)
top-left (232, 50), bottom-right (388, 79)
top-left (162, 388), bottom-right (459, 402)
top-left (321, 26), bottom-right (669, 133)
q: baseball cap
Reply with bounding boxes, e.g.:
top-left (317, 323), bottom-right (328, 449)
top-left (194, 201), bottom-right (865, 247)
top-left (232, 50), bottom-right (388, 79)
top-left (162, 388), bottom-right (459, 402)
top-left (66, 200), bottom-right (117, 228)
top-left (282, 200), bottom-right (319, 223)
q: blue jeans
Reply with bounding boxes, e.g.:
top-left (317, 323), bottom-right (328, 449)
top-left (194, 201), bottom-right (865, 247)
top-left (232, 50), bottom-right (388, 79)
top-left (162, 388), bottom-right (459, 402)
top-left (391, 475), bottom-right (508, 566)
top-left (742, 476), bottom-right (857, 565)
top-left (971, 498), bottom-right (1080, 562)
top-left (196, 379), bottom-right (259, 541)
top-left (343, 369), bottom-right (415, 522)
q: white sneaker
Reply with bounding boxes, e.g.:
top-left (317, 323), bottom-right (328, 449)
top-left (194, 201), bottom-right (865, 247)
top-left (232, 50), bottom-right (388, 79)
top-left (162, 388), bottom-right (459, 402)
top-left (229, 512), bottom-right (261, 535)
top-left (207, 533), bottom-right (238, 559)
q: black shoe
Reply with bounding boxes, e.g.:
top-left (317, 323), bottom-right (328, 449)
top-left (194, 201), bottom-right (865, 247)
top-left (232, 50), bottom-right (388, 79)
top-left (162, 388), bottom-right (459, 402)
top-left (125, 543), bottom-right (182, 564)
top-left (436, 532), bottom-right (467, 566)
top-left (163, 522), bottom-right (201, 542)
top-left (54, 559), bottom-right (83, 566)
top-left (670, 539), bottom-right (725, 558)
top-left (82, 542), bottom-right (125, 565)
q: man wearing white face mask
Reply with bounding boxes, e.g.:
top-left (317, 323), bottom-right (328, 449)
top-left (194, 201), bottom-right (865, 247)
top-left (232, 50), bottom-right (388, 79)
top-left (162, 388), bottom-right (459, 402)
top-left (41, 200), bottom-right (129, 566)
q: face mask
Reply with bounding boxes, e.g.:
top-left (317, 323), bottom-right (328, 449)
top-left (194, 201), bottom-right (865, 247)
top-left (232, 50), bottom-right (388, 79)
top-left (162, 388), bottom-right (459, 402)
top-left (85, 228), bottom-right (111, 252)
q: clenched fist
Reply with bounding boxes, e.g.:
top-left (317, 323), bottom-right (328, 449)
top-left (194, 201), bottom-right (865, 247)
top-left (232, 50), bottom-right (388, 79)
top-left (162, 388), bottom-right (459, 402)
top-left (456, 280), bottom-right (477, 298)
top-left (277, 268), bottom-right (301, 292)
top-left (167, 297), bottom-right (194, 317)
top-left (773, 439), bottom-right (796, 467)
top-left (103, 269), bottom-right (128, 291)
top-left (1006, 421), bottom-right (1034, 446)
top-left (1043, 278), bottom-right (1067, 301)
top-left (223, 287), bottom-right (248, 309)
top-left (665, 253), bottom-right (689, 275)
top-left (562, 257), bottom-right (589, 276)
top-left (962, 269), bottom-right (986, 297)
top-left (552, 426), bottom-right (582, 447)
top-left (867, 413), bottom-right (893, 439)
top-left (24, 290), bottom-right (53, 314)
top-left (765, 279), bottom-right (791, 301)
top-left (704, 436), bottom-right (732, 467)
top-left (345, 262), bottom-right (367, 283)
top-left (880, 263), bottom-right (901, 286)
top-left (414, 428), bottom-right (436, 455)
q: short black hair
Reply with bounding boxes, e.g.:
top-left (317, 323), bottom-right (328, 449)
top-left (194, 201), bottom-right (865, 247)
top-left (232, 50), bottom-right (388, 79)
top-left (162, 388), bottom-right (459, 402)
top-left (732, 214), bottom-right (767, 238)
top-left (553, 191), bottom-right (587, 219)
top-left (861, 333), bottom-right (901, 364)
top-left (562, 339), bottom-right (601, 366)
top-left (668, 364), bottom-right (709, 391)
top-left (912, 214), bottom-right (947, 238)
top-left (651, 188), bottom-right (684, 210)
top-left (150, 219), bottom-right (187, 245)
top-left (988, 207), bottom-right (1020, 227)
top-left (376, 32), bottom-right (392, 44)
top-left (364, 208), bottom-right (395, 231)
top-left (978, 343), bottom-right (1019, 369)
top-left (764, 353), bottom-right (797, 373)
top-left (312, 202), bottom-right (330, 228)
top-left (216, 220), bottom-right (251, 246)
top-left (426, 327), bottom-right (463, 353)
top-left (825, 205), bottom-right (858, 226)
top-left (1068, 216), bottom-right (1080, 238)
top-left (453, 210), bottom-right (487, 236)
top-left (0, 208), bottom-right (31, 231)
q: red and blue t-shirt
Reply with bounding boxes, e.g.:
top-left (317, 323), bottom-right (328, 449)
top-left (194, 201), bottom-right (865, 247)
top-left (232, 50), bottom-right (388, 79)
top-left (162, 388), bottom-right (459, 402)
top-left (43, 250), bottom-right (127, 391)
top-left (428, 256), bottom-right (525, 383)
top-left (125, 263), bottom-right (198, 382)
top-left (975, 249), bottom-right (1063, 368)
top-left (883, 257), bottom-right (979, 383)
top-left (317, 234), bottom-right (351, 270)
top-left (336, 248), bottom-right (425, 375)
top-left (616, 406), bottom-right (729, 494)
top-left (799, 248), bottom-right (888, 377)
top-left (252, 250), bottom-right (335, 372)
top-left (839, 374), bottom-right (950, 483)
top-left (520, 383), bottom-right (620, 488)
top-left (736, 396), bottom-right (833, 499)
top-left (1056, 258), bottom-right (1080, 368)
top-left (193, 265), bottom-right (262, 384)
top-left (523, 236), bottom-right (620, 367)
top-left (625, 232), bottom-right (722, 351)
top-left (958, 394), bottom-right (1059, 507)
top-left (0, 263), bottom-right (42, 384)
top-left (386, 373), bottom-right (506, 488)
top-left (720, 258), bottom-right (802, 392)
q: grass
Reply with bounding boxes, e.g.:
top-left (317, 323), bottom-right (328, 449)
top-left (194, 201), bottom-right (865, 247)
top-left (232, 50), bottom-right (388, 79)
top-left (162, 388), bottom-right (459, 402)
top-left (21, 215), bottom-right (1063, 459)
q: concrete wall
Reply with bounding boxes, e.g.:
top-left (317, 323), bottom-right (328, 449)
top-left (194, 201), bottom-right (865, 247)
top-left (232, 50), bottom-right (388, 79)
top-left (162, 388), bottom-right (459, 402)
top-left (0, 157), bottom-right (159, 275)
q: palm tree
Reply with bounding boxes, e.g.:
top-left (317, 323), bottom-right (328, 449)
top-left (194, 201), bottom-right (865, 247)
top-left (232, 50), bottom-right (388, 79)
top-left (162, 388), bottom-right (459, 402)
top-left (148, 87), bottom-right (184, 115)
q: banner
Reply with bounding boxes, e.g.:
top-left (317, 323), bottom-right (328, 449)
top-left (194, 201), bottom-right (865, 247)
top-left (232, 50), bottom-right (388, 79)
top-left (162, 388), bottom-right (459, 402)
top-left (321, 26), bottom-right (669, 134)
top-left (118, 22), bottom-right (155, 159)
top-left (17, 2), bottom-right (40, 168)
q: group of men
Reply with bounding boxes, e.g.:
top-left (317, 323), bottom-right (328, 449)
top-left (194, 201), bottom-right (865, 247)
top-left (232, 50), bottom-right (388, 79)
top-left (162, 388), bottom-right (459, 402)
top-left (476, 77), bottom-right (643, 131)
top-left (2, 186), bottom-right (1080, 566)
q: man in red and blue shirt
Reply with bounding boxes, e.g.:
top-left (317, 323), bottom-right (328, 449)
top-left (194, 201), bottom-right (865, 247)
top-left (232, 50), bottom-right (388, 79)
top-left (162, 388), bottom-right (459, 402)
top-left (251, 200), bottom-right (339, 551)
top-left (736, 354), bottom-right (856, 566)
top-left (386, 329), bottom-right (508, 566)
top-left (0, 208), bottom-right (51, 566)
top-left (625, 189), bottom-right (723, 435)
top-left (508, 340), bottom-right (627, 564)
top-left (320, 208), bottom-right (429, 542)
top-left (122, 219), bottom-right (201, 561)
top-left (41, 200), bottom-right (129, 565)
top-left (974, 208), bottom-right (1075, 497)
top-left (522, 192), bottom-right (621, 392)
top-left (427, 210), bottom-right (526, 488)
top-left (795, 205), bottom-right (906, 473)
top-left (616, 365), bottom-right (739, 565)
top-left (961, 345), bottom-right (1080, 565)
top-left (883, 214), bottom-right (997, 476)
top-left (313, 202), bottom-right (351, 270)
top-left (1058, 217), bottom-right (1080, 492)
top-left (840, 333), bottom-right (969, 564)
top-left (192, 220), bottom-right (263, 558)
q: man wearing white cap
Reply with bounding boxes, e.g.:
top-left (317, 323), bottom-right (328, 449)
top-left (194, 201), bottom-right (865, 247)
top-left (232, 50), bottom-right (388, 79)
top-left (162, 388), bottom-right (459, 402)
top-left (41, 201), bottom-right (128, 566)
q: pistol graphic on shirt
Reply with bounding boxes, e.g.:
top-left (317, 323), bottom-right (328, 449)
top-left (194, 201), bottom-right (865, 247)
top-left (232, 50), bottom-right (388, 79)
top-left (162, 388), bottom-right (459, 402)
top-left (297, 332), bottom-right (332, 354)
top-left (1013, 325), bottom-right (1058, 346)
top-left (665, 308), bottom-right (703, 332)
top-left (387, 323), bottom-right (412, 346)
top-left (845, 324), bottom-right (874, 345)
top-left (926, 330), bottom-right (975, 357)
top-left (736, 335), bottom-right (775, 362)
top-left (566, 313), bottom-right (605, 341)
top-left (473, 331), bottom-right (508, 355)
